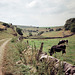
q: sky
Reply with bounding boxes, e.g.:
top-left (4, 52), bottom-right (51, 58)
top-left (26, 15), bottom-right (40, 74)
top-left (0, 0), bottom-right (75, 27)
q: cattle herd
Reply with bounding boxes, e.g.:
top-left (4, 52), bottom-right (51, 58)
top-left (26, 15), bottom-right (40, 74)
top-left (49, 40), bottom-right (68, 56)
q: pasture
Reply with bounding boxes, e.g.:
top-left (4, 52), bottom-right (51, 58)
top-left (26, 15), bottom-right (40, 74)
top-left (24, 35), bottom-right (75, 65)
top-left (1, 24), bottom-right (75, 74)
top-left (3, 34), bottom-right (75, 74)
top-left (22, 26), bottom-right (72, 38)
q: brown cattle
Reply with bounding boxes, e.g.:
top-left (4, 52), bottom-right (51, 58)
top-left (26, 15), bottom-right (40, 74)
top-left (58, 40), bottom-right (68, 45)
top-left (49, 45), bottom-right (66, 56)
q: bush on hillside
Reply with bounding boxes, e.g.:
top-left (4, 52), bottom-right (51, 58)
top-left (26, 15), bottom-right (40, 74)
top-left (29, 32), bottom-right (32, 36)
top-left (64, 18), bottom-right (75, 30)
top-left (38, 31), bottom-right (44, 35)
top-left (70, 23), bottom-right (75, 32)
top-left (56, 28), bottom-right (62, 31)
top-left (11, 37), bottom-right (17, 43)
top-left (2, 23), bottom-right (10, 27)
top-left (49, 29), bottom-right (54, 32)
top-left (16, 28), bottom-right (23, 35)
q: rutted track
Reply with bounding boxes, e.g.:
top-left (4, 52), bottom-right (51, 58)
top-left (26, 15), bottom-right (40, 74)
top-left (0, 38), bottom-right (11, 75)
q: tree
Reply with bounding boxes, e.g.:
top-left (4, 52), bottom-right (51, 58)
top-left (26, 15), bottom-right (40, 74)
top-left (2, 23), bottom-right (10, 27)
top-left (38, 31), bottom-right (44, 35)
top-left (70, 23), bottom-right (75, 32)
top-left (29, 32), bottom-right (32, 36)
top-left (56, 28), bottom-right (62, 31)
top-left (64, 18), bottom-right (75, 30)
top-left (16, 28), bottom-right (23, 35)
top-left (49, 29), bottom-right (54, 32)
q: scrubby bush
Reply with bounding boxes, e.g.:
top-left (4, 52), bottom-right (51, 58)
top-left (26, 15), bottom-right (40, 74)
top-left (29, 32), bottom-right (32, 36)
top-left (16, 28), bottom-right (23, 35)
top-left (56, 28), bottom-right (62, 31)
top-left (38, 31), bottom-right (44, 35)
top-left (48, 27), bottom-right (51, 29)
top-left (70, 23), bottom-right (75, 32)
top-left (64, 18), bottom-right (75, 31)
top-left (49, 29), bottom-right (54, 32)
top-left (3, 23), bottom-right (10, 27)
top-left (11, 37), bottom-right (17, 43)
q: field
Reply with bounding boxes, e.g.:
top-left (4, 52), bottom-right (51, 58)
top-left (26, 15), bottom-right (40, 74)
top-left (2, 34), bottom-right (75, 74)
top-left (0, 23), bottom-right (75, 74)
top-left (23, 35), bottom-right (75, 65)
top-left (22, 26), bottom-right (72, 38)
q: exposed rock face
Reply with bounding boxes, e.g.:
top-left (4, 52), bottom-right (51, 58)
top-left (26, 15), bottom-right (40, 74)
top-left (64, 18), bottom-right (75, 30)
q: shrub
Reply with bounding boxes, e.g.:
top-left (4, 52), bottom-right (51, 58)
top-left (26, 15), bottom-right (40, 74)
top-left (16, 28), bottom-right (23, 35)
top-left (29, 32), bottom-right (32, 36)
top-left (56, 28), bottom-right (62, 31)
top-left (49, 29), bottom-right (54, 32)
top-left (3, 23), bottom-right (10, 27)
top-left (64, 18), bottom-right (75, 30)
top-left (70, 23), bottom-right (75, 32)
top-left (38, 31), bottom-right (44, 35)
top-left (48, 27), bottom-right (51, 29)
top-left (11, 37), bottom-right (17, 43)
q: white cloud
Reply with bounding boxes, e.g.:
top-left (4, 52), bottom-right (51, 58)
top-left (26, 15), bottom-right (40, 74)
top-left (26, 0), bottom-right (38, 8)
top-left (0, 0), bottom-right (75, 27)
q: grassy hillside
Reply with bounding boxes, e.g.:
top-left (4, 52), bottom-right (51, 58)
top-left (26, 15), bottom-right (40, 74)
top-left (41, 30), bottom-right (72, 37)
top-left (0, 28), bottom-right (15, 40)
top-left (0, 21), bottom-right (17, 40)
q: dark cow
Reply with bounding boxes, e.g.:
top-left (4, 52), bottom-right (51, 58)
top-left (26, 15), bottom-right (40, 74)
top-left (49, 45), bottom-right (66, 56)
top-left (58, 40), bottom-right (68, 45)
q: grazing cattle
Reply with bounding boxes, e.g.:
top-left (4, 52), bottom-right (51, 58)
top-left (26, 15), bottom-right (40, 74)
top-left (58, 40), bottom-right (68, 45)
top-left (49, 45), bottom-right (66, 56)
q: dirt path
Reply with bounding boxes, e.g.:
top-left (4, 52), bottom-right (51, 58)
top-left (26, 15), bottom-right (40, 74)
top-left (0, 38), bottom-right (12, 75)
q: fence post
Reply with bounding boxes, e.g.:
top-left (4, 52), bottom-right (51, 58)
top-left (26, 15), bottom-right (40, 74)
top-left (36, 42), bottom-right (44, 61)
top-left (27, 40), bottom-right (29, 46)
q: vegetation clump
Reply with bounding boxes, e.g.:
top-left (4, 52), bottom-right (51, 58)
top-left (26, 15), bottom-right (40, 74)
top-left (64, 18), bottom-right (75, 32)
top-left (29, 32), bottom-right (32, 36)
top-left (16, 27), bottom-right (23, 35)
top-left (70, 23), bottom-right (75, 32)
top-left (38, 31), bottom-right (44, 35)
top-left (56, 28), bottom-right (62, 31)
top-left (2, 23), bottom-right (10, 28)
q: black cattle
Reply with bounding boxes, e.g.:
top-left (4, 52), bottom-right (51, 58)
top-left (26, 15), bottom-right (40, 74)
top-left (49, 45), bottom-right (66, 56)
top-left (58, 40), bottom-right (68, 45)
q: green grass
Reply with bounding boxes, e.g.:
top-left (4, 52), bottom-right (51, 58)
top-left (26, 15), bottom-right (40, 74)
top-left (3, 39), bottom-right (32, 74)
top-left (3, 35), bottom-right (75, 74)
top-left (24, 35), bottom-right (75, 65)
top-left (22, 26), bottom-right (72, 38)
top-left (0, 28), bottom-right (16, 40)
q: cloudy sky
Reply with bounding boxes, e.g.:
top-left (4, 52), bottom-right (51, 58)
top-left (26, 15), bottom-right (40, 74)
top-left (0, 0), bottom-right (75, 27)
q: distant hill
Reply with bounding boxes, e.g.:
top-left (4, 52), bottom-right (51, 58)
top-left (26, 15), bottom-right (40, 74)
top-left (15, 25), bottom-right (36, 29)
